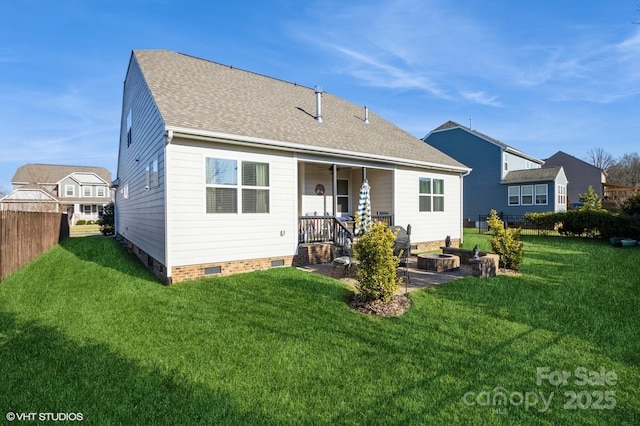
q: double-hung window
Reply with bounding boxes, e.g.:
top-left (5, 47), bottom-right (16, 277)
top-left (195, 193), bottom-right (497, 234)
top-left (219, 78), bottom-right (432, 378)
top-left (241, 162), bottom-right (269, 213)
top-left (419, 177), bottom-right (444, 212)
top-left (65, 185), bottom-right (74, 197)
top-left (83, 186), bottom-right (92, 197)
top-left (419, 178), bottom-right (432, 212)
top-left (508, 186), bottom-right (520, 205)
top-left (433, 178), bottom-right (444, 211)
top-left (521, 185), bottom-right (533, 205)
top-left (535, 184), bottom-right (548, 205)
top-left (205, 158), bottom-right (269, 214)
top-left (206, 158), bottom-right (238, 213)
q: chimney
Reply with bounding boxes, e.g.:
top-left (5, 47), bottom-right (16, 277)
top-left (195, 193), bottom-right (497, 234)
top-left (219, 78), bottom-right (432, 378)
top-left (315, 86), bottom-right (323, 123)
top-left (364, 106), bottom-right (369, 124)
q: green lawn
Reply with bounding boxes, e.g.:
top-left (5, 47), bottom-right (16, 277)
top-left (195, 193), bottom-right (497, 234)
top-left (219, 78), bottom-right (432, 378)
top-left (1, 233), bottom-right (639, 424)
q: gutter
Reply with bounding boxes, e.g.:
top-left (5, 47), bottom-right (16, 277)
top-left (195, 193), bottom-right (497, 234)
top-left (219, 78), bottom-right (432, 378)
top-left (164, 126), bottom-right (471, 174)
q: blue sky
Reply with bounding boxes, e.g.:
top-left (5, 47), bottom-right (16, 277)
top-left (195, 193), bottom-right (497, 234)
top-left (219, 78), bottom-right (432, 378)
top-left (2, 0), bottom-right (639, 193)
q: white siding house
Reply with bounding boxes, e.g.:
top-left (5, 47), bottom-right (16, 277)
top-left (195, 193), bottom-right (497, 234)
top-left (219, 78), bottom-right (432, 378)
top-left (115, 50), bottom-right (471, 283)
top-left (2, 164), bottom-right (112, 222)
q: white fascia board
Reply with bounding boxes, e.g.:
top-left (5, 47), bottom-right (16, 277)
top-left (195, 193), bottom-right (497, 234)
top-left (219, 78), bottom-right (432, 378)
top-left (165, 126), bottom-right (471, 175)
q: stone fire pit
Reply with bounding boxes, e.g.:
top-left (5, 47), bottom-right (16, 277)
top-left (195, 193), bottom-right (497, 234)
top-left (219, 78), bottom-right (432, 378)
top-left (417, 253), bottom-right (460, 272)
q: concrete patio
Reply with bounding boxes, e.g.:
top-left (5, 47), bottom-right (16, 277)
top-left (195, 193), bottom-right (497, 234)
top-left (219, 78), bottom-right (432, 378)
top-left (297, 254), bottom-right (473, 294)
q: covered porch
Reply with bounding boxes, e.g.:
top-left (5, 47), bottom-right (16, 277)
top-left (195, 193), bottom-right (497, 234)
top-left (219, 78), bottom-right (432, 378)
top-left (297, 161), bottom-right (394, 246)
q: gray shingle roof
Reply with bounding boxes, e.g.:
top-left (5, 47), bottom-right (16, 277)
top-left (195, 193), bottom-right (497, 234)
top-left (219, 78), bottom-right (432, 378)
top-left (12, 164), bottom-right (112, 185)
top-left (133, 50), bottom-right (468, 171)
top-left (501, 166), bottom-right (563, 184)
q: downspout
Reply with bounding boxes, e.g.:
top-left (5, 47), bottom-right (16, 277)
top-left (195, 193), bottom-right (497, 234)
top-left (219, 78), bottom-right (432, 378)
top-left (459, 169), bottom-right (471, 245)
top-left (164, 129), bottom-right (174, 283)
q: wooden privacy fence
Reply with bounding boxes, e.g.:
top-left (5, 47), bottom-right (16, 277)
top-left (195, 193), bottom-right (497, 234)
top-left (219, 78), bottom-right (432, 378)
top-left (0, 211), bottom-right (69, 281)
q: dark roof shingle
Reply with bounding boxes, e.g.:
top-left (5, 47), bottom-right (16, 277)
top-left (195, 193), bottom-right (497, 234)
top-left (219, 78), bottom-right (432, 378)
top-left (133, 50), bottom-right (468, 170)
top-left (501, 166), bottom-right (563, 184)
top-left (12, 164), bottom-right (112, 185)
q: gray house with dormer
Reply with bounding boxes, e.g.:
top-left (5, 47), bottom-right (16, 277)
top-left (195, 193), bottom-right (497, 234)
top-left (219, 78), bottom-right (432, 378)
top-left (1, 164), bottom-right (112, 223)
top-left (424, 121), bottom-right (568, 224)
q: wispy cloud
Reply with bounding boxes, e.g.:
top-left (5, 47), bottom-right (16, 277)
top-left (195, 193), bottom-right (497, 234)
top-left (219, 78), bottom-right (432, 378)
top-left (292, 1), bottom-right (640, 107)
top-left (459, 91), bottom-right (503, 107)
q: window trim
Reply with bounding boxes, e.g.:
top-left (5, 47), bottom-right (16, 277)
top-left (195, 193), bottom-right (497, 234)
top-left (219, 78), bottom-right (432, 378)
top-left (204, 157), bottom-right (270, 215)
top-left (126, 109), bottom-right (132, 147)
top-left (96, 186), bottom-right (106, 197)
top-left (419, 177), bottom-right (445, 212)
top-left (535, 184), bottom-right (548, 205)
top-left (432, 178), bottom-right (444, 212)
top-left (557, 184), bottom-right (566, 206)
top-left (83, 186), bottom-right (92, 198)
top-left (241, 161), bottom-right (270, 214)
top-left (336, 179), bottom-right (350, 215)
top-left (65, 184), bottom-right (74, 197)
top-left (419, 177), bottom-right (432, 212)
top-left (508, 186), bottom-right (520, 206)
top-left (521, 185), bottom-right (534, 205)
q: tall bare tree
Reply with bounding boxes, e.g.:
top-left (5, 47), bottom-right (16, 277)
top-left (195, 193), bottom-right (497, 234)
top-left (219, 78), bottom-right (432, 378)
top-left (586, 147), bottom-right (616, 170)
top-left (607, 153), bottom-right (640, 187)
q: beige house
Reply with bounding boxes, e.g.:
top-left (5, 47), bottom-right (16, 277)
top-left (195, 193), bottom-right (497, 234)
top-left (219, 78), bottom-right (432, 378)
top-left (1, 164), bottom-right (112, 223)
top-left (115, 50), bottom-right (471, 283)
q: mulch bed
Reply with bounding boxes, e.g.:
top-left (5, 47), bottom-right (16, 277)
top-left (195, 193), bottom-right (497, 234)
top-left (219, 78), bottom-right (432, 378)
top-left (498, 268), bottom-right (521, 276)
top-left (348, 294), bottom-right (411, 317)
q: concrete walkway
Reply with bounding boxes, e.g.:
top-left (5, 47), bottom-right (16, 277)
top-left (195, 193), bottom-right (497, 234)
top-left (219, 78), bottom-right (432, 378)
top-left (297, 255), bottom-right (473, 294)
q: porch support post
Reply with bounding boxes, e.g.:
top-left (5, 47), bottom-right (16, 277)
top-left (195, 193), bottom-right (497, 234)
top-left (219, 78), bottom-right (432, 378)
top-left (332, 163), bottom-right (337, 216)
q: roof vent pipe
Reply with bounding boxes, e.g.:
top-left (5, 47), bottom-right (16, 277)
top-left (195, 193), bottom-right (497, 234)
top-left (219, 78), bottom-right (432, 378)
top-left (364, 106), bottom-right (369, 124)
top-left (315, 86), bottom-right (323, 123)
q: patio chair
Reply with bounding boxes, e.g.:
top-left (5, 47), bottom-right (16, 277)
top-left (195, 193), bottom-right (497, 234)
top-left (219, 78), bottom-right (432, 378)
top-left (391, 224), bottom-right (411, 284)
top-left (331, 238), bottom-right (357, 277)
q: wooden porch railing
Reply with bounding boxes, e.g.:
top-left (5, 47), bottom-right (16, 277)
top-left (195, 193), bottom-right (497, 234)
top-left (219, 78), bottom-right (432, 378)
top-left (298, 214), bottom-right (393, 245)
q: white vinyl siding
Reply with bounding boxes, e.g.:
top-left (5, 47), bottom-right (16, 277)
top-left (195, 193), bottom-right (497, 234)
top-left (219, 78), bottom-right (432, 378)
top-left (395, 167), bottom-right (461, 244)
top-left (115, 57), bottom-right (166, 265)
top-left (167, 141), bottom-right (295, 267)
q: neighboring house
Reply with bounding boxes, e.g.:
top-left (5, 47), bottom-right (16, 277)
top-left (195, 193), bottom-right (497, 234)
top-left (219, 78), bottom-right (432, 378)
top-left (115, 50), bottom-right (471, 284)
top-left (1, 164), bottom-right (112, 223)
top-left (424, 121), bottom-right (567, 224)
top-left (543, 151), bottom-right (605, 205)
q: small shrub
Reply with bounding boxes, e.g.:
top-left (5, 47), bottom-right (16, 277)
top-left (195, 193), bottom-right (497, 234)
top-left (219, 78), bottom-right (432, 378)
top-left (98, 202), bottom-right (115, 236)
top-left (621, 190), bottom-right (640, 217)
top-left (76, 220), bottom-right (87, 225)
top-left (578, 186), bottom-right (606, 212)
top-left (487, 210), bottom-right (523, 271)
top-left (353, 222), bottom-right (401, 303)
